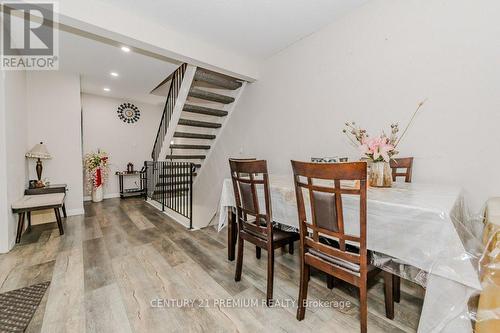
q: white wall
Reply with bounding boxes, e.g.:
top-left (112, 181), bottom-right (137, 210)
top-left (0, 70), bottom-right (28, 252)
top-left (26, 71), bottom-right (84, 216)
top-left (81, 93), bottom-right (162, 198)
top-left (193, 0), bottom-right (500, 227)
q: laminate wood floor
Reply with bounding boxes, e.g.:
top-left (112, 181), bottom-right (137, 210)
top-left (0, 198), bottom-right (424, 333)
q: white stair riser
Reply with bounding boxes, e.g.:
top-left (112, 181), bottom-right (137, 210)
top-left (180, 111), bottom-right (225, 123)
top-left (171, 137), bottom-right (213, 146)
top-left (168, 148), bottom-right (210, 155)
top-left (175, 125), bottom-right (218, 134)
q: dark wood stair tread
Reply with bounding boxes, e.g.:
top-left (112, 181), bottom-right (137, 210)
top-left (178, 118), bottom-right (221, 128)
top-left (194, 68), bottom-right (242, 90)
top-left (188, 88), bottom-right (235, 104)
top-left (174, 132), bottom-right (216, 140)
top-left (183, 104), bottom-right (228, 117)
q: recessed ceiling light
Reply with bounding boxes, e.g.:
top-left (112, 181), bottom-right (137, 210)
top-left (110, 72), bottom-right (119, 77)
top-left (103, 87), bottom-right (110, 92)
top-left (121, 46), bottom-right (130, 53)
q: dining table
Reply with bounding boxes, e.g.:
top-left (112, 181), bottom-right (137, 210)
top-left (218, 175), bottom-right (482, 333)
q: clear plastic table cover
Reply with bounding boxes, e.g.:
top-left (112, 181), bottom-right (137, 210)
top-left (218, 176), bottom-right (489, 333)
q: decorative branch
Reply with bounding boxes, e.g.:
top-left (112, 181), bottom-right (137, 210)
top-left (394, 99), bottom-right (427, 148)
top-left (341, 100), bottom-right (426, 162)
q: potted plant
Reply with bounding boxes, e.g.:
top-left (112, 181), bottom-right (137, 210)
top-left (84, 150), bottom-right (109, 202)
top-left (343, 101), bottom-right (425, 187)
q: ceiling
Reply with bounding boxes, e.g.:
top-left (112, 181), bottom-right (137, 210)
top-left (58, 28), bottom-right (179, 105)
top-left (95, 0), bottom-right (368, 60)
top-left (10, 1), bottom-right (368, 104)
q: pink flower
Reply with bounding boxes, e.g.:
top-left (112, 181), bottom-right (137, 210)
top-left (359, 136), bottom-right (394, 162)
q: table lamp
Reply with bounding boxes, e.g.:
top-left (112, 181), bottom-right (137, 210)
top-left (26, 142), bottom-right (52, 181)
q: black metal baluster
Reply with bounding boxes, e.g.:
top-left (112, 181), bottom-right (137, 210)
top-left (173, 162), bottom-right (176, 211)
top-left (172, 162), bottom-right (175, 211)
top-left (169, 162), bottom-right (172, 211)
top-left (189, 162), bottom-right (193, 228)
top-left (180, 162), bottom-right (183, 214)
top-left (173, 162), bottom-right (175, 210)
top-left (179, 162), bottom-right (182, 214)
top-left (186, 163), bottom-right (189, 218)
top-left (168, 162), bottom-right (171, 210)
top-left (143, 161), bottom-right (147, 200)
top-left (161, 162), bottom-right (165, 211)
top-left (184, 162), bottom-right (187, 218)
top-left (176, 162), bottom-right (179, 213)
top-left (182, 163), bottom-right (186, 217)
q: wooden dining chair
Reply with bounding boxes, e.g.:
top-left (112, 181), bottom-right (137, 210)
top-left (291, 161), bottom-right (394, 332)
top-left (229, 158), bottom-right (279, 259)
top-left (228, 158), bottom-right (258, 259)
top-left (229, 159), bottom-right (299, 306)
top-left (390, 157), bottom-right (414, 182)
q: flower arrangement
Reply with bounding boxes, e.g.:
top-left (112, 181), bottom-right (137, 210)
top-left (343, 122), bottom-right (399, 162)
top-left (342, 100), bottom-right (425, 162)
top-left (84, 150), bottom-right (109, 192)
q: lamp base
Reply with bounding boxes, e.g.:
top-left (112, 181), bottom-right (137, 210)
top-left (36, 158), bottom-right (43, 181)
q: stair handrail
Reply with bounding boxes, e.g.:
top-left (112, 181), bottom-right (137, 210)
top-left (151, 63), bottom-right (188, 161)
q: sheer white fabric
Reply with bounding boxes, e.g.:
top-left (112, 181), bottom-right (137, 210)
top-left (218, 175), bottom-right (481, 333)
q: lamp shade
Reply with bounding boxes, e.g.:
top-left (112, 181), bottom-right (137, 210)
top-left (26, 142), bottom-right (52, 159)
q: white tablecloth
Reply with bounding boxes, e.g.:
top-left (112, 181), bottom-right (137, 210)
top-left (218, 175), bottom-right (481, 333)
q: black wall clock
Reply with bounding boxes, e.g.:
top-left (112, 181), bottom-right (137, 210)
top-left (117, 103), bottom-right (140, 123)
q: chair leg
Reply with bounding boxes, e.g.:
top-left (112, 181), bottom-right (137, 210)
top-left (15, 213), bottom-right (25, 243)
top-left (383, 271), bottom-right (395, 319)
top-left (327, 275), bottom-right (334, 289)
top-left (27, 212), bottom-right (32, 233)
top-left (256, 246), bottom-right (261, 259)
top-left (232, 218), bottom-right (238, 252)
top-left (235, 237), bottom-right (244, 281)
top-left (54, 208), bottom-right (64, 235)
top-left (227, 211), bottom-right (236, 261)
top-left (266, 246), bottom-right (274, 306)
top-left (393, 275), bottom-right (401, 303)
top-left (296, 263), bottom-right (310, 320)
top-left (359, 279), bottom-right (368, 333)
top-left (288, 241), bottom-right (294, 254)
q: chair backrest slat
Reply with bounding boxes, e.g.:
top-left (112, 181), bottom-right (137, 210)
top-left (390, 157), bottom-right (414, 182)
top-left (291, 161), bottom-right (368, 268)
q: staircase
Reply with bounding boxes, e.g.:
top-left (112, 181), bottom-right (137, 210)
top-left (164, 66), bottom-right (245, 175)
top-left (147, 64), bottom-right (246, 226)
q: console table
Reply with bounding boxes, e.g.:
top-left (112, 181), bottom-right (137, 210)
top-left (25, 184), bottom-right (67, 217)
top-left (115, 171), bottom-right (145, 198)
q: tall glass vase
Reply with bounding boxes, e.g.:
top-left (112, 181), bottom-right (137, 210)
top-left (369, 161), bottom-right (393, 187)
